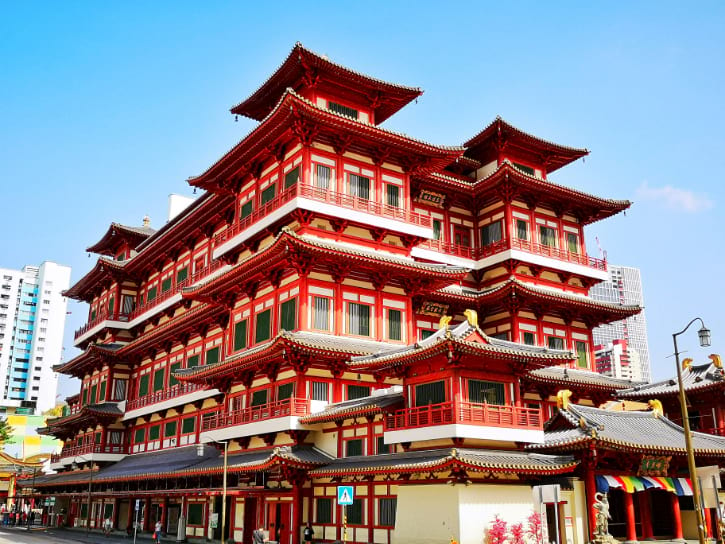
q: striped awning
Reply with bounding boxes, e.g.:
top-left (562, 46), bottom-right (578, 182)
top-left (596, 475), bottom-right (693, 496)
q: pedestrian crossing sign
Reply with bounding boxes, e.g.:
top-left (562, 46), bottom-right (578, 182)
top-left (338, 486), bottom-right (354, 505)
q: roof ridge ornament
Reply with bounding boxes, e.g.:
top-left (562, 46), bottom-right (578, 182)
top-left (709, 354), bottom-right (722, 369)
top-left (439, 315), bottom-right (452, 330)
top-left (463, 309), bottom-right (478, 328)
top-left (556, 389), bottom-right (573, 410)
top-left (647, 399), bottom-right (663, 417)
top-left (682, 357), bottom-right (693, 372)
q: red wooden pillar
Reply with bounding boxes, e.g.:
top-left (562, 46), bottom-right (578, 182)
top-left (143, 497), bottom-right (151, 532)
top-left (637, 492), bottom-right (652, 540)
top-left (623, 492), bottom-right (638, 543)
top-left (583, 454), bottom-right (597, 540)
top-left (161, 497), bottom-right (169, 534)
top-left (292, 485), bottom-right (302, 544)
top-left (126, 497), bottom-right (134, 533)
top-left (112, 498), bottom-right (119, 529)
top-left (671, 493), bottom-right (684, 541)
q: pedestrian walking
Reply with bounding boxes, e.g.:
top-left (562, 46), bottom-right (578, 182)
top-left (153, 519), bottom-right (163, 543)
top-left (303, 522), bottom-right (314, 543)
top-left (253, 526), bottom-right (265, 544)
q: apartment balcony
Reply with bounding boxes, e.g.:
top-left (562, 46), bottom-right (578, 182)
top-left (123, 382), bottom-right (221, 421)
top-left (413, 237), bottom-right (607, 279)
top-left (49, 442), bottom-right (128, 469)
top-left (73, 260), bottom-right (227, 347)
top-left (199, 397), bottom-right (311, 443)
top-left (383, 401), bottom-right (544, 444)
top-left (212, 183), bottom-right (433, 260)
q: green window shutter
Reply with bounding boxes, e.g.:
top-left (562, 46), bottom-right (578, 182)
top-left (134, 428), bottom-right (145, 443)
top-left (467, 379), bottom-right (505, 405)
top-left (233, 320), bottom-right (248, 351)
top-left (138, 374), bottom-right (150, 397)
top-left (316, 498), bottom-right (332, 524)
top-left (108, 297), bottom-right (114, 315)
top-left (90, 385), bottom-right (97, 404)
top-left (206, 347), bottom-right (220, 365)
top-left (284, 166), bottom-right (300, 189)
top-left (187, 504), bottom-right (203, 526)
top-left (277, 382), bottom-right (294, 401)
top-left (169, 362), bottom-right (181, 387)
top-left (161, 277), bottom-right (172, 292)
top-left (347, 385), bottom-right (370, 400)
top-left (251, 389), bottom-right (268, 407)
top-left (176, 267), bottom-right (188, 283)
top-left (81, 387), bottom-right (88, 405)
top-left (328, 102), bottom-right (359, 119)
top-left (421, 329), bottom-right (435, 340)
top-left (261, 185), bottom-right (276, 205)
top-left (240, 200), bottom-right (253, 219)
top-left (523, 332), bottom-right (536, 346)
top-left (153, 368), bottom-right (165, 392)
top-left (181, 416), bottom-right (196, 434)
top-left (80, 504), bottom-right (88, 518)
top-left (513, 162), bottom-right (535, 176)
top-left (94, 432), bottom-right (101, 444)
top-left (164, 421), bottom-right (177, 437)
top-left (255, 309), bottom-right (271, 343)
top-left (346, 439), bottom-right (363, 457)
top-left (149, 425), bottom-right (160, 441)
top-left (280, 298), bottom-right (296, 332)
top-left (138, 293), bottom-right (145, 306)
top-left (99, 380), bottom-right (107, 402)
top-left (187, 355), bottom-right (200, 368)
top-left (91, 309), bottom-right (97, 321)
top-left (576, 341), bottom-right (589, 368)
top-left (347, 499), bottom-right (364, 524)
top-left (147, 286), bottom-right (157, 302)
top-left (414, 381), bottom-right (446, 407)
top-left (432, 220), bottom-right (442, 240)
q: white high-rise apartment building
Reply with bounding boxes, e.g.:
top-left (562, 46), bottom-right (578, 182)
top-left (0, 262), bottom-right (71, 414)
top-left (589, 265), bottom-right (651, 382)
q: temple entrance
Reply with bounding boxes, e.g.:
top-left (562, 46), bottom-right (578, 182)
top-left (117, 500), bottom-right (130, 531)
top-left (267, 502), bottom-right (291, 544)
top-left (650, 490), bottom-right (673, 537)
top-left (212, 496), bottom-right (232, 542)
top-left (166, 504), bottom-right (181, 535)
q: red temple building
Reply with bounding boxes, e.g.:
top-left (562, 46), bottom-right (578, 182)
top-left (25, 43), bottom-right (725, 544)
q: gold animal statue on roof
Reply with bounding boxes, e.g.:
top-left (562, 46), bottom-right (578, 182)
top-left (682, 357), bottom-right (693, 371)
top-left (709, 354), bottom-right (722, 369)
top-left (439, 315), bottom-right (452, 330)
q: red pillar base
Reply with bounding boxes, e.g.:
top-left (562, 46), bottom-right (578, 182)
top-left (671, 493), bottom-right (685, 542)
top-left (624, 492), bottom-right (639, 544)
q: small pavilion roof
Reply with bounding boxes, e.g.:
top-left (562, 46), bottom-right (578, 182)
top-left (300, 388), bottom-right (404, 424)
top-left (54, 343), bottom-right (124, 378)
top-left (526, 366), bottom-right (640, 392)
top-left (86, 222), bottom-right (156, 256)
top-left (191, 89), bottom-right (463, 191)
top-left (436, 278), bottom-right (641, 325)
top-left (308, 448), bottom-right (577, 477)
top-left (423, 161), bottom-right (630, 225)
top-left (529, 403), bottom-right (725, 456)
top-left (63, 258), bottom-right (128, 302)
top-left (231, 42), bottom-right (422, 123)
top-left (463, 117), bottom-right (589, 173)
top-left (349, 320), bottom-right (575, 372)
top-left (38, 402), bottom-right (123, 439)
top-left (617, 360), bottom-right (725, 399)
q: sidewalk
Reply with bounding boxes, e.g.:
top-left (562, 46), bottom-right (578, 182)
top-left (1, 524), bottom-right (184, 544)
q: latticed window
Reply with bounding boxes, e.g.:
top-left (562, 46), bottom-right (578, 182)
top-left (315, 164), bottom-right (331, 189)
top-left (134, 428), bottom-right (145, 444)
top-left (415, 381), bottom-right (445, 407)
top-left (311, 381), bottom-right (329, 401)
top-left (513, 162), bottom-right (535, 175)
top-left (347, 499), bottom-right (364, 524)
top-left (433, 219), bottom-right (442, 240)
top-left (153, 368), bottom-right (165, 392)
top-left (98, 380), bottom-right (106, 402)
top-left (567, 232), bottom-right (579, 254)
top-left (165, 421), bottom-right (177, 437)
top-left (481, 222), bottom-right (503, 246)
top-left (539, 226), bottom-right (557, 248)
top-left (376, 436), bottom-right (392, 454)
top-left (176, 267), bottom-right (188, 283)
top-left (516, 219), bottom-right (528, 240)
top-left (547, 336), bottom-right (565, 350)
top-left (312, 296), bottom-right (330, 330)
top-left (277, 382), bottom-right (294, 401)
top-left (576, 341), bottom-right (589, 368)
top-left (347, 302), bottom-right (370, 336)
top-left (206, 347), bottom-right (220, 365)
top-left (379, 498), bottom-right (397, 527)
top-left (112, 378), bottom-right (127, 401)
top-left (387, 309), bottom-right (402, 341)
top-left (240, 200), bottom-right (253, 219)
top-left (523, 332), bottom-right (536, 346)
top-left (149, 425), bottom-right (160, 441)
top-left (255, 309), bottom-right (271, 343)
top-left (345, 439), bottom-right (363, 457)
top-left (328, 101), bottom-right (359, 119)
top-left (261, 184), bottom-right (276, 205)
top-left (187, 355), bottom-right (200, 368)
top-left (161, 277), bottom-right (172, 292)
top-left (138, 375), bottom-right (149, 397)
top-left (349, 174), bottom-right (370, 200)
top-left (181, 417), bottom-right (196, 434)
top-left (386, 184), bottom-right (400, 207)
top-left (467, 380), bottom-right (505, 405)
top-left (147, 286), bottom-right (158, 302)
top-left (251, 389), bottom-right (268, 407)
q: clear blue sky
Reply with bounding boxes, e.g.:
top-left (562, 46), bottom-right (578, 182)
top-left (2, 2), bottom-right (724, 398)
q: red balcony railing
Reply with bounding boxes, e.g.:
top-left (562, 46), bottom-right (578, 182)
top-left (214, 183), bottom-right (432, 247)
top-left (201, 397), bottom-right (311, 432)
top-left (417, 237), bottom-right (606, 271)
top-left (74, 311), bottom-right (130, 340)
top-left (384, 401), bottom-right (542, 432)
top-left (126, 382), bottom-right (204, 411)
top-left (50, 442), bottom-right (128, 463)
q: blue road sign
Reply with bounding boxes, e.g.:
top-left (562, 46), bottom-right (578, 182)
top-left (338, 486), bottom-right (354, 505)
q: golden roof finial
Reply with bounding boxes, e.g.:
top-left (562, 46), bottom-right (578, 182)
top-left (556, 389), bottom-right (573, 410)
top-left (709, 354), bottom-right (722, 369)
top-left (439, 315), bottom-right (452, 330)
top-left (463, 309), bottom-right (478, 328)
top-left (682, 357), bottom-right (693, 372)
top-left (648, 399), bottom-right (663, 417)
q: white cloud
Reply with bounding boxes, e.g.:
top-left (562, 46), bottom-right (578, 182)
top-left (635, 181), bottom-right (714, 213)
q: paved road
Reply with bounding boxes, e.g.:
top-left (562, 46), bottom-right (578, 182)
top-left (0, 526), bottom-right (165, 543)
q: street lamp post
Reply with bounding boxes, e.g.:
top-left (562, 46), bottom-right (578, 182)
top-left (672, 317), bottom-right (711, 544)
